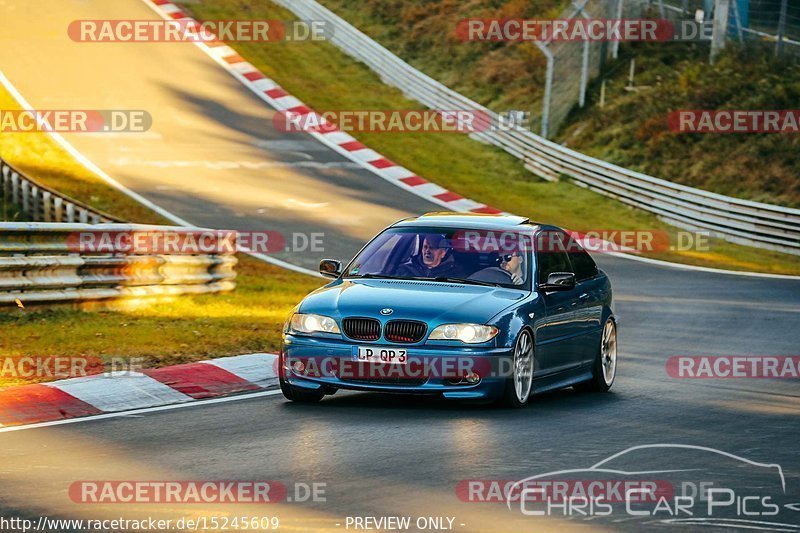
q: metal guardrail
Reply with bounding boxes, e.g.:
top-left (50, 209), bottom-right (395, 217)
top-left (274, 0), bottom-right (800, 256)
top-left (0, 223), bottom-right (237, 305)
top-left (1, 156), bottom-right (121, 224)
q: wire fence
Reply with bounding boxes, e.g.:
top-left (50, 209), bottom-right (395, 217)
top-left (721, 0), bottom-right (799, 51)
top-left (535, 0), bottom-right (799, 137)
top-left (534, 0), bottom-right (615, 137)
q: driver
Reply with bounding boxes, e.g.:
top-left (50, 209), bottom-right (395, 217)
top-left (396, 234), bottom-right (463, 278)
top-left (500, 251), bottom-right (525, 285)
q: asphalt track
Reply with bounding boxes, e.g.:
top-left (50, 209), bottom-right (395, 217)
top-left (0, 1), bottom-right (799, 531)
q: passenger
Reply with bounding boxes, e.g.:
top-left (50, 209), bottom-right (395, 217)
top-left (500, 251), bottom-right (524, 285)
top-left (396, 234), bottom-right (463, 278)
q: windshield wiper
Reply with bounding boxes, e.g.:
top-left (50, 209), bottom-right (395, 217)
top-left (349, 274), bottom-right (501, 287)
top-left (432, 276), bottom-right (501, 287)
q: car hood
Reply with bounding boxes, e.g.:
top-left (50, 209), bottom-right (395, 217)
top-left (299, 279), bottom-right (526, 325)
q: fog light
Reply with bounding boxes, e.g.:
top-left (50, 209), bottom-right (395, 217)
top-left (465, 372), bottom-right (480, 384)
top-left (292, 360), bottom-right (306, 373)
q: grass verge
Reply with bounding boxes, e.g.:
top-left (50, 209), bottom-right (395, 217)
top-left (186, 0), bottom-right (799, 274)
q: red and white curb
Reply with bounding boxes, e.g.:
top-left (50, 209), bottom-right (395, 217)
top-left (0, 353), bottom-right (278, 428)
top-left (142, 0), bottom-right (504, 216)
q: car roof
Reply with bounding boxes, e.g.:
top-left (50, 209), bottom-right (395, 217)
top-left (392, 212), bottom-right (541, 231)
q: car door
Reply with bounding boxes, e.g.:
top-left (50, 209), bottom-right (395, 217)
top-left (534, 231), bottom-right (584, 374)
top-left (564, 234), bottom-right (605, 366)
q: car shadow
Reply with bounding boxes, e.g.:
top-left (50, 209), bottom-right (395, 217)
top-left (278, 387), bottom-right (624, 418)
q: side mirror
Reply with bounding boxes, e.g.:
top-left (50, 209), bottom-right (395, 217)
top-left (319, 259), bottom-right (342, 278)
top-left (539, 272), bottom-right (575, 291)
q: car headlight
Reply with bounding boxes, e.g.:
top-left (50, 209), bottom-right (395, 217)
top-left (428, 323), bottom-right (499, 344)
top-left (288, 313), bottom-right (341, 335)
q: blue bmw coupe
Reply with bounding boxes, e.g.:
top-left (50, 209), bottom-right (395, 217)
top-left (280, 213), bottom-right (617, 407)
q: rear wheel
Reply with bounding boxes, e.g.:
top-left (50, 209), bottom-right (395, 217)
top-left (575, 318), bottom-right (617, 393)
top-left (498, 330), bottom-right (534, 408)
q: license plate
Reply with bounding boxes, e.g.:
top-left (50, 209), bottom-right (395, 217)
top-left (352, 346), bottom-right (408, 364)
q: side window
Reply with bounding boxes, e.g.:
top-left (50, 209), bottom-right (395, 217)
top-left (536, 231), bottom-right (573, 285)
top-left (566, 236), bottom-right (598, 282)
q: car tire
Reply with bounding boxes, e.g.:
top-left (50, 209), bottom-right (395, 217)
top-left (278, 354), bottom-right (325, 403)
top-left (498, 329), bottom-right (534, 408)
top-left (575, 318), bottom-right (617, 393)
top-left (279, 377), bottom-right (325, 403)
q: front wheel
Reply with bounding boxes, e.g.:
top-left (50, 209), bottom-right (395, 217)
top-left (279, 377), bottom-right (325, 403)
top-left (575, 318), bottom-right (617, 393)
top-left (498, 329), bottom-right (534, 408)
top-left (278, 354), bottom-right (325, 403)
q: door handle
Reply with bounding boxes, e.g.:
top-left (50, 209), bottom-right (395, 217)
top-left (578, 293), bottom-right (590, 301)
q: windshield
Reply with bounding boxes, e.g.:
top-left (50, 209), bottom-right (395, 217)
top-left (344, 227), bottom-right (530, 289)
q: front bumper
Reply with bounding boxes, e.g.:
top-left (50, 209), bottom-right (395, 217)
top-left (281, 334), bottom-right (513, 400)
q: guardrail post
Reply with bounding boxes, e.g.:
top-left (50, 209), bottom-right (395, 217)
top-left (42, 191), bottom-right (52, 222)
top-left (79, 208), bottom-right (88, 224)
top-left (11, 172), bottom-right (20, 206)
top-left (53, 197), bottom-right (64, 222)
top-left (1, 164), bottom-right (10, 200)
top-left (21, 181), bottom-right (31, 216)
top-left (31, 186), bottom-right (40, 221)
top-left (65, 203), bottom-right (76, 223)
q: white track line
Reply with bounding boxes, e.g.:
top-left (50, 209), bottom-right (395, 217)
top-left (604, 251), bottom-right (800, 279)
top-left (0, 390), bottom-right (283, 434)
